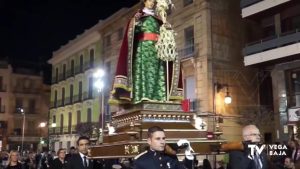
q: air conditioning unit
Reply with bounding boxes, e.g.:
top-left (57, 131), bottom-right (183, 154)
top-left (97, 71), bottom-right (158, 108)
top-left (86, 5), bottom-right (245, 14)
top-left (288, 107), bottom-right (300, 122)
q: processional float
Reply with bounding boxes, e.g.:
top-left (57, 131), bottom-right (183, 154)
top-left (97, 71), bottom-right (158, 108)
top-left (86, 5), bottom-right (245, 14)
top-left (89, 0), bottom-right (226, 159)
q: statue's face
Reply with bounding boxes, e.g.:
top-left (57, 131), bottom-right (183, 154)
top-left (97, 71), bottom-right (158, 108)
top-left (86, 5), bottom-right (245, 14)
top-left (144, 0), bottom-right (155, 9)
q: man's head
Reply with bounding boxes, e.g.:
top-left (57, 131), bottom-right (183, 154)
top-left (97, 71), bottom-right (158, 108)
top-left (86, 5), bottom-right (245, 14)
top-left (57, 148), bottom-right (66, 159)
top-left (284, 157), bottom-right (294, 168)
top-left (242, 125), bottom-right (261, 143)
top-left (69, 146), bottom-right (76, 154)
top-left (77, 136), bottom-right (90, 155)
top-left (147, 126), bottom-right (166, 152)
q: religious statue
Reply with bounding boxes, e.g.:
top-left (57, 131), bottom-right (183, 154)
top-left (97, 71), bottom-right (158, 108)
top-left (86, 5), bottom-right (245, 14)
top-left (109, 0), bottom-right (183, 105)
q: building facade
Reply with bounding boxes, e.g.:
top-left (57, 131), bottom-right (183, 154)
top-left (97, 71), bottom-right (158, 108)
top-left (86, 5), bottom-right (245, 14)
top-left (0, 61), bottom-right (49, 151)
top-left (48, 26), bottom-right (104, 151)
top-left (241, 0), bottom-right (300, 141)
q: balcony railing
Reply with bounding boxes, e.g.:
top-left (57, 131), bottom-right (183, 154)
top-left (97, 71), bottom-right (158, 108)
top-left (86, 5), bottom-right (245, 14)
top-left (65, 97), bottom-right (71, 105)
top-left (73, 95), bottom-right (82, 103)
top-left (14, 108), bottom-right (38, 114)
top-left (83, 92), bottom-right (94, 100)
top-left (57, 99), bottom-right (63, 107)
top-left (178, 43), bottom-right (196, 60)
top-left (51, 76), bottom-right (58, 84)
top-left (50, 101), bottom-right (57, 109)
top-left (240, 0), bottom-right (262, 8)
top-left (75, 65), bottom-right (84, 74)
top-left (84, 61), bottom-right (94, 71)
top-left (243, 29), bottom-right (300, 56)
top-left (13, 88), bottom-right (40, 94)
top-left (49, 126), bottom-right (77, 135)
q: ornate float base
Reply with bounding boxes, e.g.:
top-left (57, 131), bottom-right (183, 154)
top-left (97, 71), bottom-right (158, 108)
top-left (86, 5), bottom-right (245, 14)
top-left (90, 102), bottom-right (225, 158)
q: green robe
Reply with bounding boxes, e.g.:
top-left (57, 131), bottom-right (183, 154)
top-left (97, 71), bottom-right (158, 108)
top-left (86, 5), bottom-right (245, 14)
top-left (132, 15), bottom-right (166, 103)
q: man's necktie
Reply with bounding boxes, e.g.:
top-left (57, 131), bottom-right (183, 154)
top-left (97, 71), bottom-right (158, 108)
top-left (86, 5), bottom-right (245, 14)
top-left (83, 156), bottom-right (88, 168)
top-left (293, 149), bottom-right (298, 163)
top-left (253, 152), bottom-right (262, 169)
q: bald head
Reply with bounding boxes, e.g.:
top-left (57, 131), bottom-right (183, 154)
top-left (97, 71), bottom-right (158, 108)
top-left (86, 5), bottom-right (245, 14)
top-left (242, 125), bottom-right (261, 143)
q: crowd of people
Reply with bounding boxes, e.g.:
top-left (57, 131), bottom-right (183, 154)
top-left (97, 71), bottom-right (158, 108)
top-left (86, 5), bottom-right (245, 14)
top-left (0, 146), bottom-right (76, 169)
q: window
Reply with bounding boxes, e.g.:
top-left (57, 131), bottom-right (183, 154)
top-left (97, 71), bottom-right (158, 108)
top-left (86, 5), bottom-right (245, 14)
top-left (105, 34), bottom-right (111, 47)
top-left (106, 61), bottom-right (111, 74)
top-left (184, 76), bottom-right (196, 111)
top-left (54, 90), bottom-right (58, 107)
top-left (0, 76), bottom-right (3, 91)
top-left (55, 68), bottom-right (58, 82)
top-left (53, 115), bottom-right (56, 124)
top-left (184, 76), bottom-right (196, 100)
top-left (71, 60), bottom-right (75, 76)
top-left (87, 108), bottom-right (92, 123)
top-left (60, 114), bottom-right (64, 134)
top-left (77, 110), bottom-right (81, 124)
top-left (183, 0), bottom-right (193, 6)
top-left (59, 142), bottom-right (63, 149)
top-left (0, 97), bottom-right (4, 113)
top-left (63, 64), bottom-right (66, 79)
top-left (13, 128), bottom-right (21, 135)
top-left (117, 28), bottom-right (123, 40)
top-left (70, 84), bottom-right (73, 103)
top-left (68, 112), bottom-right (72, 133)
top-left (89, 49), bottom-right (94, 68)
top-left (286, 69), bottom-right (300, 107)
top-left (88, 77), bottom-right (93, 99)
top-left (79, 81), bottom-right (82, 101)
top-left (62, 88), bottom-right (65, 106)
top-left (28, 99), bottom-right (36, 113)
top-left (80, 55), bottom-right (84, 72)
top-left (184, 26), bottom-right (194, 55)
top-left (15, 98), bottom-right (23, 109)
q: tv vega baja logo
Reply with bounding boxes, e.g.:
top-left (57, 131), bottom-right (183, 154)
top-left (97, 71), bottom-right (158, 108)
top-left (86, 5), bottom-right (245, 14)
top-left (248, 144), bottom-right (287, 156)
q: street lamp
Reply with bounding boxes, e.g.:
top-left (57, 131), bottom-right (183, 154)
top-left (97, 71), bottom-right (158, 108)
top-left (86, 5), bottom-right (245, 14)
top-left (93, 68), bottom-right (105, 138)
top-left (39, 122), bottom-right (47, 128)
top-left (39, 122), bottom-right (47, 146)
top-left (17, 108), bottom-right (25, 153)
top-left (213, 82), bottom-right (232, 133)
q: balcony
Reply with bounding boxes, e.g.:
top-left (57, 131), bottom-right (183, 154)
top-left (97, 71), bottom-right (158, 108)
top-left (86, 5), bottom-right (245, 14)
top-left (51, 76), bottom-right (58, 84)
top-left (57, 99), bottom-right (63, 107)
top-left (73, 95), bottom-right (82, 103)
top-left (65, 97), bottom-right (71, 105)
top-left (241, 0), bottom-right (291, 18)
top-left (13, 88), bottom-right (40, 94)
top-left (14, 108), bottom-right (38, 114)
top-left (240, 0), bottom-right (262, 8)
top-left (83, 92), bottom-right (94, 100)
top-left (0, 105), bottom-right (5, 113)
top-left (49, 126), bottom-right (77, 135)
top-left (50, 101), bottom-right (57, 109)
top-left (243, 29), bottom-right (300, 66)
top-left (178, 43), bottom-right (197, 60)
top-left (75, 65), bottom-right (84, 74)
top-left (84, 61), bottom-right (94, 71)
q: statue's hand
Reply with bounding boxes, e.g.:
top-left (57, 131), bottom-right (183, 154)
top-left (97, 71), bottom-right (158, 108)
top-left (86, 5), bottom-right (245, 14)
top-left (163, 22), bottom-right (172, 30)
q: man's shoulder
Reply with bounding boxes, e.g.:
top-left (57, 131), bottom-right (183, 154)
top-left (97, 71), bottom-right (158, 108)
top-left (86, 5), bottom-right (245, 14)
top-left (69, 154), bottom-right (81, 161)
top-left (134, 150), bottom-right (148, 160)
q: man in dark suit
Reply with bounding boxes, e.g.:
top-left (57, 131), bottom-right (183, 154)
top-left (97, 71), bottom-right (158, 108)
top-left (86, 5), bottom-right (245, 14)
top-left (67, 136), bottom-right (95, 169)
top-left (228, 125), bottom-right (268, 169)
top-left (133, 126), bottom-right (187, 169)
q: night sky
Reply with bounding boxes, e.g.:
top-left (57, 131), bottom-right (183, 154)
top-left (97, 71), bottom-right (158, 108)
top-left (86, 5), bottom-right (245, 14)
top-left (0, 0), bottom-right (139, 83)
